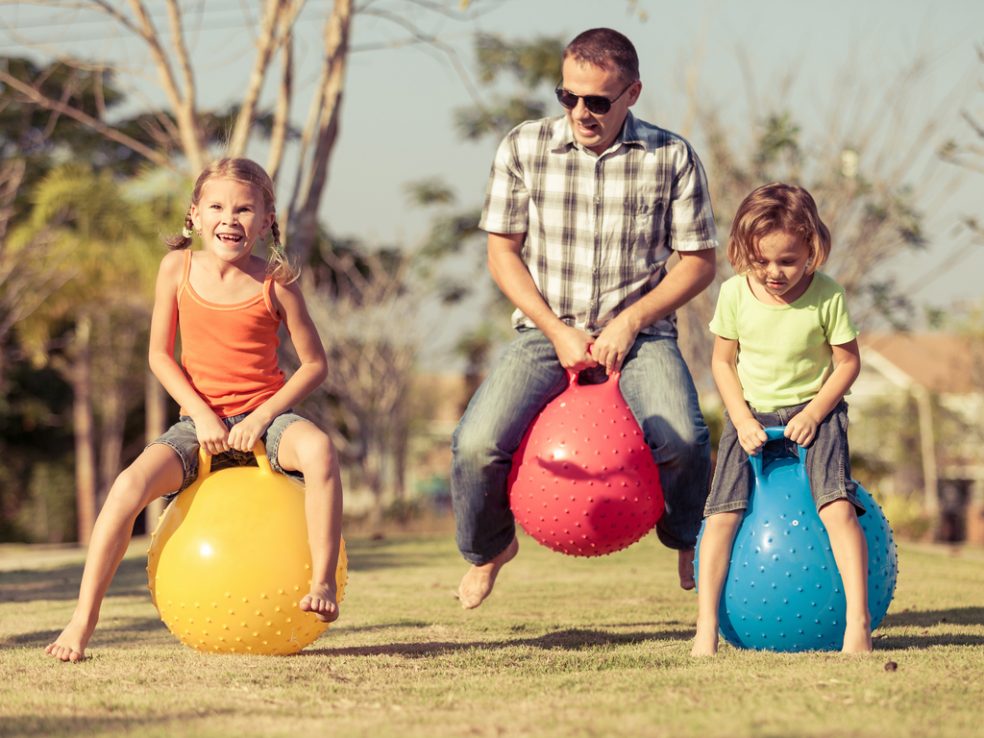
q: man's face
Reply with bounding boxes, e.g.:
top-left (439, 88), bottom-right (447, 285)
top-left (559, 57), bottom-right (640, 154)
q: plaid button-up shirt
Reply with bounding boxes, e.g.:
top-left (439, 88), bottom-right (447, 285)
top-left (479, 112), bottom-right (718, 337)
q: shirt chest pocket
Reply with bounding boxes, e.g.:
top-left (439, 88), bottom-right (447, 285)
top-left (624, 197), bottom-right (664, 250)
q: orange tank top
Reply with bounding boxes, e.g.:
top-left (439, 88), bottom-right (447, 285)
top-left (177, 250), bottom-right (285, 418)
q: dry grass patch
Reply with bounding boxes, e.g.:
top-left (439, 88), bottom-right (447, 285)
top-left (1, 532), bottom-right (982, 738)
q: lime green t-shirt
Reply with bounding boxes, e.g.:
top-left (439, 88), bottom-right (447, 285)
top-left (708, 272), bottom-right (859, 412)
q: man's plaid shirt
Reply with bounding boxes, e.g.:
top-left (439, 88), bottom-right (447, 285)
top-left (479, 112), bottom-right (718, 337)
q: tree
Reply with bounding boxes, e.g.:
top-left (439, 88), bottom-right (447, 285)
top-left (298, 238), bottom-right (421, 528)
top-left (0, 55), bottom-right (147, 392)
top-left (406, 34), bottom-right (564, 387)
top-left (674, 53), bottom-right (970, 390)
top-left (0, 0), bottom-right (498, 266)
top-left (9, 163), bottom-right (162, 543)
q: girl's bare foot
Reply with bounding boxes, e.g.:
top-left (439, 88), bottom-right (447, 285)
top-left (300, 583), bottom-right (339, 623)
top-left (691, 622), bottom-right (720, 657)
top-left (45, 614), bottom-right (97, 663)
top-left (678, 548), bottom-right (696, 590)
top-left (841, 617), bottom-right (873, 654)
top-left (457, 536), bottom-right (518, 609)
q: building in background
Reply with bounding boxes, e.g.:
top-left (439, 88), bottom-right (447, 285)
top-left (852, 333), bottom-right (984, 544)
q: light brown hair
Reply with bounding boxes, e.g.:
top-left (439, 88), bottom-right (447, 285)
top-left (165, 157), bottom-right (297, 284)
top-left (728, 182), bottom-right (831, 274)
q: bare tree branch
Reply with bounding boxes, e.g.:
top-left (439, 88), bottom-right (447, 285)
top-left (229, 0), bottom-right (304, 157)
top-left (267, 23), bottom-right (294, 180)
top-left (287, 0), bottom-right (352, 260)
top-left (0, 68), bottom-right (177, 169)
top-left (356, 6), bottom-right (484, 106)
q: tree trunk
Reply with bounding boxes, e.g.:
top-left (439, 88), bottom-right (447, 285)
top-left (71, 316), bottom-right (98, 545)
top-left (97, 381), bottom-right (125, 509)
top-left (143, 371), bottom-right (169, 532)
top-left (915, 387), bottom-right (940, 540)
top-left (365, 441), bottom-right (385, 534)
top-left (287, 0), bottom-right (353, 266)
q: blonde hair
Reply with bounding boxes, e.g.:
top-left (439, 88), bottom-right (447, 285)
top-left (165, 157), bottom-right (298, 284)
top-left (728, 182), bottom-right (831, 275)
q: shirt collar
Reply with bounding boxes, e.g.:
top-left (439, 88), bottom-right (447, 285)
top-left (550, 111), bottom-right (646, 154)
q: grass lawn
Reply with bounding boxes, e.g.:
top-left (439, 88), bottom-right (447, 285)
top-left (1, 527), bottom-right (982, 738)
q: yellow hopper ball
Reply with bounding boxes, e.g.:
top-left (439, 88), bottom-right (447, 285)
top-left (147, 442), bottom-right (347, 655)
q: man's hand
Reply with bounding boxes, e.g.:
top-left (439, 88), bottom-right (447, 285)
top-left (550, 324), bottom-right (597, 372)
top-left (591, 314), bottom-right (639, 373)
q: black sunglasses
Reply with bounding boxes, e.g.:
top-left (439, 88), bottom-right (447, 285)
top-left (554, 81), bottom-right (635, 115)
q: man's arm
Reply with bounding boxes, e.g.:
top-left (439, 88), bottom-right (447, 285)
top-left (487, 232), bottom-right (597, 371)
top-left (591, 249), bottom-right (716, 372)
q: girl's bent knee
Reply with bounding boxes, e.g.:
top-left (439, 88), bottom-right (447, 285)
top-left (819, 498), bottom-right (859, 524)
top-left (292, 433), bottom-right (337, 475)
top-left (105, 469), bottom-right (155, 513)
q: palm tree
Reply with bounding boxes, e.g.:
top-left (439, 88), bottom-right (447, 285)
top-left (9, 164), bottom-right (162, 543)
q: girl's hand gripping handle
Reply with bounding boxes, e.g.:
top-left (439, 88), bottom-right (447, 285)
top-left (747, 426), bottom-right (808, 485)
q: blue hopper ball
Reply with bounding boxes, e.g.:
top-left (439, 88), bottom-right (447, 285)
top-left (695, 427), bottom-right (898, 652)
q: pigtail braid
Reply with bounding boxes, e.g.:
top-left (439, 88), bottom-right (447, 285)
top-left (266, 216), bottom-right (299, 285)
top-left (164, 209), bottom-right (196, 250)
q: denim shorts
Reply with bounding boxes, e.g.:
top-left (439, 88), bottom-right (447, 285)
top-left (151, 411), bottom-right (306, 499)
top-left (704, 400), bottom-right (864, 517)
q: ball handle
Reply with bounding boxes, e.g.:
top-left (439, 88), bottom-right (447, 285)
top-left (197, 440), bottom-right (275, 480)
top-left (748, 425), bottom-right (808, 484)
top-left (564, 368), bottom-right (622, 391)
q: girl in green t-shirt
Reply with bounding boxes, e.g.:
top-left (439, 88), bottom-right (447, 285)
top-left (692, 183), bottom-right (870, 657)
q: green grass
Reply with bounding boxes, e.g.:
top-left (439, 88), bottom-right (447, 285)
top-left (1, 529), bottom-right (982, 738)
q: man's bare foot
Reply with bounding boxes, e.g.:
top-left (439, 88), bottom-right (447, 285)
top-left (691, 622), bottom-right (720, 657)
top-left (45, 615), bottom-right (96, 663)
top-left (841, 618), bottom-right (872, 654)
top-left (456, 536), bottom-right (519, 609)
top-left (678, 548), bottom-right (696, 590)
top-left (300, 583), bottom-right (339, 623)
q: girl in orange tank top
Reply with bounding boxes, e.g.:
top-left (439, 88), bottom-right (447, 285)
top-left (46, 159), bottom-right (344, 663)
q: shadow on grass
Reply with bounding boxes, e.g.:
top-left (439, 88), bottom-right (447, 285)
top-left (302, 626), bottom-right (693, 658)
top-left (873, 605), bottom-right (984, 648)
top-left (0, 557), bottom-right (151, 604)
top-left (1, 711), bottom-right (237, 738)
top-left (875, 632), bottom-right (984, 648)
top-left (881, 606), bottom-right (984, 628)
top-left (2, 613), bottom-right (168, 649)
top-left (345, 539), bottom-right (458, 572)
top-left (0, 537), bottom-right (447, 606)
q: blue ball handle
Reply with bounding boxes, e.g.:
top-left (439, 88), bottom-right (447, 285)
top-left (748, 425), bottom-right (808, 484)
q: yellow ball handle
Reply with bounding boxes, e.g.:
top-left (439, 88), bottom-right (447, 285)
top-left (196, 440), bottom-right (275, 480)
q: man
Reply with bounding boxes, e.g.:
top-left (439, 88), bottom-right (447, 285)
top-left (452, 27), bottom-right (717, 608)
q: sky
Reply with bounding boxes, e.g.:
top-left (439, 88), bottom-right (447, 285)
top-left (3, 0), bottom-right (983, 338)
top-left (323, 0), bottom-right (983, 316)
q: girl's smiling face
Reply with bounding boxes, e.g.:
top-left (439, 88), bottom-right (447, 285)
top-left (191, 177), bottom-right (274, 264)
top-left (748, 230), bottom-right (814, 303)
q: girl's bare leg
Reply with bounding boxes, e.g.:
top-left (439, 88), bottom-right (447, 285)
top-left (45, 444), bottom-right (184, 662)
top-left (691, 511), bottom-right (742, 657)
top-left (276, 421), bottom-right (343, 622)
top-left (820, 499), bottom-right (872, 654)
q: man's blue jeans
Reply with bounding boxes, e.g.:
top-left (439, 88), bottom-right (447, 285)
top-left (451, 329), bottom-right (711, 564)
